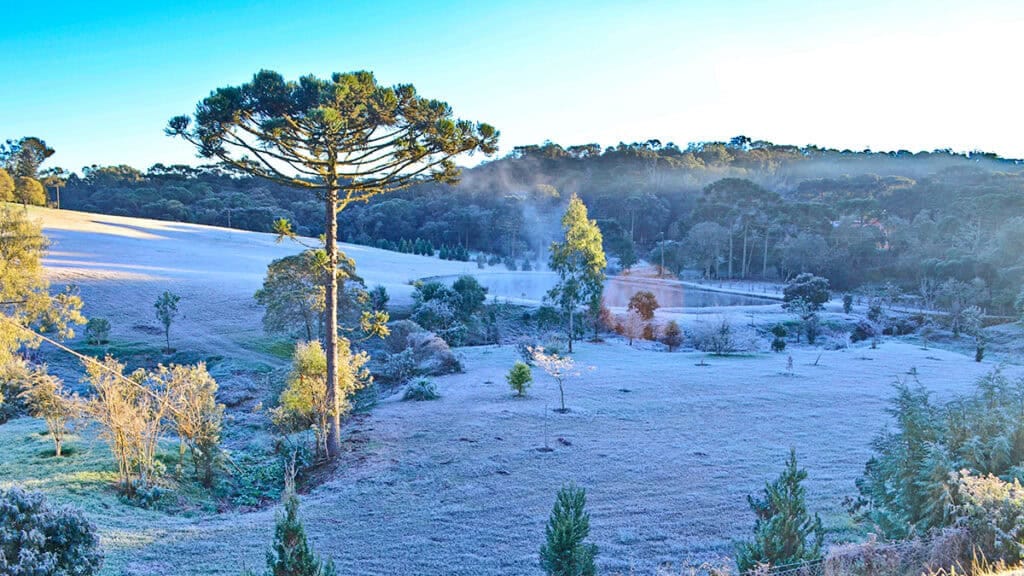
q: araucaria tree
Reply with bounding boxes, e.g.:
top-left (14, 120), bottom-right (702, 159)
top-left (154, 290), bottom-right (180, 352)
top-left (539, 483), bottom-right (597, 576)
top-left (548, 194), bottom-right (606, 353)
top-left (169, 70), bottom-right (498, 459)
top-left (256, 490), bottom-right (336, 576)
top-left (736, 449), bottom-right (824, 572)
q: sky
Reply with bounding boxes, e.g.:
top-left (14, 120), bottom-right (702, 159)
top-left (2, 0), bottom-right (1023, 172)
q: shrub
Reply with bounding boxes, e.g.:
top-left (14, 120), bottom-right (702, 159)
top-left (504, 257), bottom-right (517, 271)
top-left (476, 253), bottom-right (486, 269)
top-left (85, 317), bottom-right (111, 345)
top-left (368, 285), bottom-right (389, 312)
top-left (642, 323), bottom-right (656, 341)
top-left (506, 361), bottom-right (533, 397)
top-left (18, 365), bottom-right (80, 457)
top-left (771, 324), bottom-right (787, 338)
top-left (850, 320), bottom-right (876, 343)
top-left (159, 362), bottom-right (224, 486)
top-left (692, 317), bottom-right (756, 355)
top-left (843, 293), bottom-right (854, 314)
top-left (406, 331), bottom-right (462, 375)
top-left (956, 473), bottom-right (1024, 565)
top-left (377, 348), bottom-right (417, 385)
top-left (771, 337), bottom-right (787, 353)
top-left (272, 340), bottom-right (369, 459)
top-left (539, 483), bottom-right (597, 576)
top-left (783, 273), bottom-right (830, 312)
top-left (662, 320), bottom-right (683, 351)
top-left (735, 449), bottom-right (824, 572)
top-left (804, 313), bottom-right (821, 345)
top-left (403, 379), bottom-right (439, 401)
top-left (0, 487), bottom-right (103, 575)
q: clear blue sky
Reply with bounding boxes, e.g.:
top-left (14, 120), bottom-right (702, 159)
top-left (3, 0), bottom-right (1022, 172)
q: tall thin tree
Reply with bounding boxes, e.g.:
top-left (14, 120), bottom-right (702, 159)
top-left (168, 70), bottom-right (498, 458)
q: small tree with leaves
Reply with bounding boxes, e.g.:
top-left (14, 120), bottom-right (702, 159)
top-left (539, 483), bottom-right (597, 576)
top-left (622, 309), bottom-right (645, 346)
top-left (530, 346), bottom-right (583, 413)
top-left (18, 365), bottom-right (80, 457)
top-left (159, 362), bottom-right (224, 486)
top-left (628, 290), bottom-right (659, 321)
top-left (154, 290), bottom-right (180, 352)
top-left (783, 273), bottom-right (830, 312)
top-left (736, 449), bottom-right (824, 572)
top-left (507, 361), bottom-right (533, 397)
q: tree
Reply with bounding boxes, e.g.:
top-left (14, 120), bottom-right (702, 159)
top-left (530, 346), bottom-right (582, 413)
top-left (627, 290), bottom-right (659, 320)
top-left (0, 168), bottom-right (13, 202)
top-left (159, 362), bottom-right (224, 486)
top-left (255, 250), bottom-right (350, 341)
top-left (662, 320), bottom-right (683, 351)
top-left (1, 137), bottom-right (55, 178)
top-left (169, 69), bottom-right (498, 459)
top-left (735, 449), bottom-right (824, 572)
top-left (686, 221), bottom-right (729, 278)
top-left (506, 361), bottom-right (533, 397)
top-left (154, 290), bottom-right (180, 352)
top-left (0, 206), bottom-right (85, 368)
top-left (273, 340), bottom-right (369, 460)
top-left (0, 487), bottom-right (103, 575)
top-left (259, 490), bottom-right (336, 576)
top-left (622, 309), bottom-right (645, 346)
top-left (782, 273), bottom-right (830, 312)
top-left (14, 176), bottom-right (46, 206)
top-left (539, 483), bottom-right (597, 576)
top-left (18, 365), bottom-right (80, 457)
top-left (548, 194), bottom-right (606, 353)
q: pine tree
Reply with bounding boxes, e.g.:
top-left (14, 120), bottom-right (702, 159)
top-left (735, 449), bottom-right (824, 572)
top-left (539, 483), bottom-right (597, 576)
top-left (548, 194), bottom-right (606, 353)
top-left (264, 491), bottom-right (336, 576)
top-left (506, 361), bottom-right (533, 397)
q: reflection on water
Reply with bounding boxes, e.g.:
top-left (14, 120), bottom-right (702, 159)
top-left (430, 272), bottom-right (776, 308)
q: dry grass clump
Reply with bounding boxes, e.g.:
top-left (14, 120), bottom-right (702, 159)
top-left (824, 530), bottom-right (970, 576)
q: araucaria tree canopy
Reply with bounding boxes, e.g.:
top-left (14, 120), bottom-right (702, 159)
top-left (169, 69), bottom-right (498, 458)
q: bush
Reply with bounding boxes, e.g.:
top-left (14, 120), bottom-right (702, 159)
top-left (0, 487), bottom-right (103, 575)
top-left (539, 483), bottom-right (597, 576)
top-left (771, 324), bottom-right (787, 338)
top-left (783, 273), bottom-right (830, 312)
top-left (368, 285), bottom-right (389, 312)
top-left (771, 337), bottom-right (787, 352)
top-left (804, 313), bottom-right (821, 345)
top-left (506, 361), bottom-right (533, 397)
top-left (406, 331), bottom-right (462, 375)
top-left (662, 320), bottom-right (683, 351)
top-left (85, 317), bottom-right (111, 344)
top-left (843, 293), bottom-right (854, 314)
top-left (850, 320), bottom-right (876, 343)
top-left (377, 348), bottom-right (417, 385)
top-left (692, 317), bottom-right (757, 355)
top-left (403, 379), bottom-right (439, 401)
top-left (956, 473), bottom-right (1024, 564)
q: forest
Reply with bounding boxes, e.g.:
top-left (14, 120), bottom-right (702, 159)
top-left (47, 139), bottom-right (1024, 313)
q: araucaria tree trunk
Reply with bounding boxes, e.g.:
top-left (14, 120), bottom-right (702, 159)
top-left (324, 186), bottom-right (342, 456)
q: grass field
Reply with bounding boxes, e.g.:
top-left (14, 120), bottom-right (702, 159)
top-left (4, 207), bottom-right (1019, 575)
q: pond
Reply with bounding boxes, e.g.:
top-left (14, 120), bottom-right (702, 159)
top-left (428, 272), bottom-right (778, 309)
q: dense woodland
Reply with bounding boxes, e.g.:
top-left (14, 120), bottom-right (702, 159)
top-left (42, 139), bottom-right (1024, 313)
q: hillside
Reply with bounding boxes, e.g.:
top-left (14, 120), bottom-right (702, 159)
top-left (33, 205), bottom-right (479, 362)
